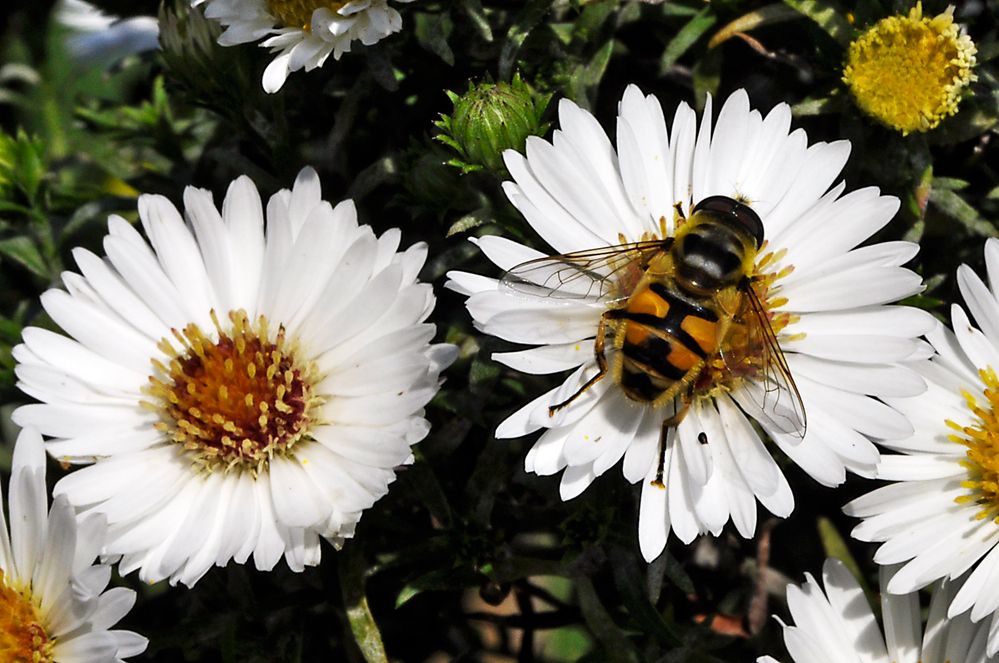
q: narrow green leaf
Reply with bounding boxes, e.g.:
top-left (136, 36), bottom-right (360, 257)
top-left (0, 236), bottom-right (48, 277)
top-left (572, 0), bottom-right (617, 44)
top-left (339, 546), bottom-right (389, 663)
top-left (347, 156), bottom-right (398, 201)
top-left (660, 8), bottom-right (717, 73)
top-left (499, 0), bottom-right (553, 81)
top-left (708, 4), bottom-right (800, 49)
top-left (402, 460), bottom-right (453, 528)
top-left (933, 177), bottom-right (970, 191)
top-left (394, 584), bottom-right (423, 609)
top-left (817, 517), bottom-right (873, 599)
top-left (609, 546), bottom-right (683, 646)
top-left (692, 48), bottom-right (723, 109)
top-left (414, 11), bottom-right (455, 66)
top-left (930, 188), bottom-right (998, 237)
top-left (781, 0), bottom-right (853, 46)
top-left (458, 0), bottom-right (493, 42)
top-left (576, 577), bottom-right (640, 663)
top-left (447, 208), bottom-right (492, 237)
top-left (583, 40), bottom-right (615, 87)
top-left (792, 95), bottom-right (840, 116)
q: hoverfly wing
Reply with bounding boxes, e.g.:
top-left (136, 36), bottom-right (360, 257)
top-left (724, 283), bottom-right (807, 439)
top-left (500, 240), bottom-right (670, 305)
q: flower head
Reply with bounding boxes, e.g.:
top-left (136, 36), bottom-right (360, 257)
top-left (759, 558), bottom-right (996, 663)
top-left (845, 237), bottom-right (999, 657)
top-left (447, 86), bottom-right (931, 561)
top-left (843, 2), bottom-right (977, 135)
top-left (13, 167), bottom-right (454, 586)
top-left (0, 428), bottom-right (146, 663)
top-left (435, 74), bottom-right (552, 174)
top-left (194, 0), bottom-right (414, 93)
top-left (56, 0), bottom-right (159, 66)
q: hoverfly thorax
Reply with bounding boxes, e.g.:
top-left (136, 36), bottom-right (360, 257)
top-left (671, 197), bottom-right (763, 297)
top-left (499, 194), bottom-right (806, 467)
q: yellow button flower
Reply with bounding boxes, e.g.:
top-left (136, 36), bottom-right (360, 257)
top-left (843, 2), bottom-right (977, 135)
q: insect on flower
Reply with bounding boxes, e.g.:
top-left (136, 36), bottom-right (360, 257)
top-left (501, 195), bottom-right (807, 485)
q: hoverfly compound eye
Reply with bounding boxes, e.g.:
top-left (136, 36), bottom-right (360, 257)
top-left (692, 196), bottom-right (764, 248)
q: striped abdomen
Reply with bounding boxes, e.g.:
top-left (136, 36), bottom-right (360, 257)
top-left (616, 281), bottom-right (720, 403)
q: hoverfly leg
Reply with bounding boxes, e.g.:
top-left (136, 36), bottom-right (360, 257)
top-left (548, 310), bottom-right (621, 416)
top-left (652, 390), bottom-right (693, 487)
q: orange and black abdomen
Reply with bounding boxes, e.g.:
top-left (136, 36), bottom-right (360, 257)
top-left (616, 281), bottom-right (719, 403)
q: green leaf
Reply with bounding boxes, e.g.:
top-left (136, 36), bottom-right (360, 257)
top-left (447, 208), bottom-right (492, 237)
top-left (339, 545), bottom-right (389, 663)
top-left (817, 517), bottom-right (874, 602)
top-left (394, 584), bottom-right (423, 609)
top-left (458, 0), bottom-right (493, 42)
top-left (930, 187), bottom-right (998, 237)
top-left (572, 0), bottom-right (617, 44)
top-left (499, 0), bottom-right (553, 81)
top-left (0, 235), bottom-right (48, 277)
top-left (414, 11), bottom-right (456, 66)
top-left (692, 48), bottom-right (723, 109)
top-left (347, 156), bottom-right (399, 201)
top-left (933, 177), bottom-right (970, 191)
top-left (609, 546), bottom-right (683, 646)
top-left (660, 8), bottom-right (717, 73)
top-left (402, 460), bottom-right (453, 529)
top-left (577, 577), bottom-right (640, 663)
top-left (781, 0), bottom-right (853, 47)
top-left (792, 95), bottom-right (841, 116)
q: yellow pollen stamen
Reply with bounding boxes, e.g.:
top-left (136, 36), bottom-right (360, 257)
top-left (0, 572), bottom-right (54, 663)
top-left (142, 309), bottom-right (322, 476)
top-left (949, 367), bottom-right (999, 522)
top-left (266, 0), bottom-right (348, 31)
top-left (843, 2), bottom-right (977, 135)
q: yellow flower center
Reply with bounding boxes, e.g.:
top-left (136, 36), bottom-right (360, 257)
top-left (266, 0), bottom-right (348, 31)
top-left (0, 572), bottom-right (53, 663)
top-left (143, 310), bottom-right (321, 476)
top-left (949, 367), bottom-right (999, 521)
top-left (843, 2), bottom-right (977, 135)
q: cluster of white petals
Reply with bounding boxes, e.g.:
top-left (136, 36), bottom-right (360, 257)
top-left (846, 238), bottom-right (999, 656)
top-left (447, 86), bottom-right (930, 561)
top-left (196, 0), bottom-right (413, 92)
top-left (13, 167), bottom-right (453, 587)
top-left (1, 429), bottom-right (146, 663)
top-left (760, 558), bottom-right (996, 663)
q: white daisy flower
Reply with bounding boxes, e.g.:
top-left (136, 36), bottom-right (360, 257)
top-left (0, 428), bottom-right (146, 663)
top-left (446, 86), bottom-right (932, 562)
top-left (194, 0), bottom-right (414, 93)
top-left (12, 167), bottom-right (454, 587)
top-left (56, 0), bottom-right (159, 66)
top-left (759, 558), bottom-right (996, 663)
top-left (844, 237), bottom-right (999, 656)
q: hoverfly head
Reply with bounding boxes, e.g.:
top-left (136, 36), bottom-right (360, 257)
top-left (692, 195), bottom-right (764, 249)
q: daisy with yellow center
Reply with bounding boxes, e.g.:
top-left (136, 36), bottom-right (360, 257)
top-left (12, 167), bottom-right (455, 587)
top-left (447, 86), bottom-right (931, 562)
top-left (845, 238), bottom-right (999, 657)
top-left (0, 429), bottom-right (146, 663)
top-left (843, 2), bottom-right (977, 135)
top-left (195, 0), bottom-right (415, 93)
top-left (759, 558), bottom-right (998, 663)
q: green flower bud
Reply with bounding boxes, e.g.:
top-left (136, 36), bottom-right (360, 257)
top-left (434, 74), bottom-right (551, 174)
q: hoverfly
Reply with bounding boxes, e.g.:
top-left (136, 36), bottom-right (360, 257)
top-left (500, 196), bottom-right (806, 485)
